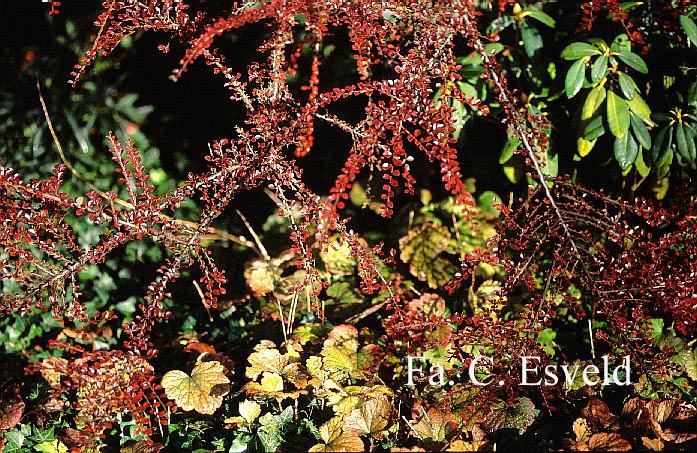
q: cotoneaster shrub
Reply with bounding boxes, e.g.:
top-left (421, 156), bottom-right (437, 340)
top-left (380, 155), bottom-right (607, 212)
top-left (1, 0), bottom-right (696, 451)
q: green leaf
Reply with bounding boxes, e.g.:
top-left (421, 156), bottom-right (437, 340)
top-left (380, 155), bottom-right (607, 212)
top-left (4, 431), bottom-right (25, 453)
top-left (617, 72), bottom-right (635, 100)
top-left (611, 34), bottom-right (632, 52)
top-left (561, 42), bottom-right (599, 60)
top-left (680, 15), bottom-right (697, 46)
top-left (591, 55), bottom-right (608, 83)
top-left (635, 147), bottom-right (651, 177)
top-left (523, 10), bottom-right (556, 28)
top-left (684, 122), bottom-right (697, 161)
top-left (606, 90), bottom-right (630, 138)
top-left (652, 125), bottom-right (673, 166)
top-left (521, 23), bottom-right (543, 58)
top-left (583, 115), bottom-right (606, 141)
top-left (614, 132), bottom-right (639, 170)
top-left (582, 85), bottom-right (606, 120)
top-left (577, 136), bottom-right (597, 157)
top-left (627, 94), bottom-right (652, 124)
top-left (630, 114), bottom-right (651, 149)
top-left (499, 136), bottom-right (519, 164)
top-left (676, 122), bottom-right (690, 161)
top-left (615, 50), bottom-right (648, 73)
top-left (565, 59), bottom-right (586, 99)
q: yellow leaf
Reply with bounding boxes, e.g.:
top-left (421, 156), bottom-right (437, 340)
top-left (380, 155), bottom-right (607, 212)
top-left (344, 396), bottom-right (392, 437)
top-left (239, 399), bottom-right (262, 424)
top-left (573, 418), bottom-right (591, 443)
top-left (161, 359), bottom-right (230, 415)
top-left (260, 372), bottom-right (284, 393)
top-left (309, 417), bottom-right (364, 452)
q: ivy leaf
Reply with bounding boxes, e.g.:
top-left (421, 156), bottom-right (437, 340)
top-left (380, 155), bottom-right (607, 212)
top-left (615, 50), bottom-right (648, 73)
top-left (607, 90), bottom-right (630, 138)
top-left (613, 132), bottom-right (639, 170)
top-left (344, 396), bottom-right (391, 438)
top-left (309, 417), bottom-right (364, 452)
top-left (161, 358), bottom-right (230, 415)
top-left (258, 407), bottom-right (294, 452)
top-left (33, 440), bottom-right (68, 453)
top-left (680, 15), bottom-right (697, 47)
top-left (562, 42), bottom-right (599, 60)
top-left (483, 397), bottom-right (538, 434)
top-left (3, 430), bottom-right (25, 453)
top-left (565, 59), bottom-right (586, 99)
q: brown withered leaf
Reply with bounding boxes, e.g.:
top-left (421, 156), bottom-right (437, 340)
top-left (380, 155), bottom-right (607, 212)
top-left (648, 399), bottom-right (678, 426)
top-left (641, 437), bottom-right (665, 451)
top-left (0, 384), bottom-right (24, 430)
top-left (582, 397), bottom-right (619, 431)
top-left (587, 433), bottom-right (632, 451)
top-left (309, 416), bottom-right (364, 452)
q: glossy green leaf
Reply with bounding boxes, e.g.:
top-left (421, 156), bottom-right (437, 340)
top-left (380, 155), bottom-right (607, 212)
top-left (521, 23), bottom-right (543, 58)
top-left (561, 42), bottom-right (599, 60)
top-left (676, 122), bottom-right (690, 161)
top-left (611, 34), bottom-right (631, 52)
top-left (523, 10), bottom-right (556, 28)
top-left (583, 115), bottom-right (605, 141)
top-left (591, 55), bottom-right (608, 83)
top-left (630, 114), bottom-right (651, 149)
top-left (617, 72), bottom-right (635, 100)
top-left (635, 147), bottom-right (651, 177)
top-left (615, 50), bottom-right (648, 73)
top-left (684, 122), bottom-right (697, 161)
top-left (614, 131), bottom-right (639, 170)
top-left (606, 90), bottom-right (630, 138)
top-left (680, 15), bottom-right (697, 46)
top-left (652, 125), bottom-right (673, 166)
top-left (627, 94), bottom-right (652, 124)
top-left (582, 85), bottom-right (606, 120)
top-left (565, 59), bottom-right (586, 99)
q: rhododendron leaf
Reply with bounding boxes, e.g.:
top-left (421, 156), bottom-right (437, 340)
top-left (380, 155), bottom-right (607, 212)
top-left (344, 396), bottom-right (391, 436)
top-left (681, 15), bottom-right (697, 46)
top-left (309, 417), bottom-right (364, 452)
top-left (607, 90), bottom-right (630, 138)
top-left (161, 359), bottom-right (230, 415)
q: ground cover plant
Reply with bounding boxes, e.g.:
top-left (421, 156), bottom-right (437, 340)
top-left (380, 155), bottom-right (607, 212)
top-left (1, 0), bottom-right (697, 451)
